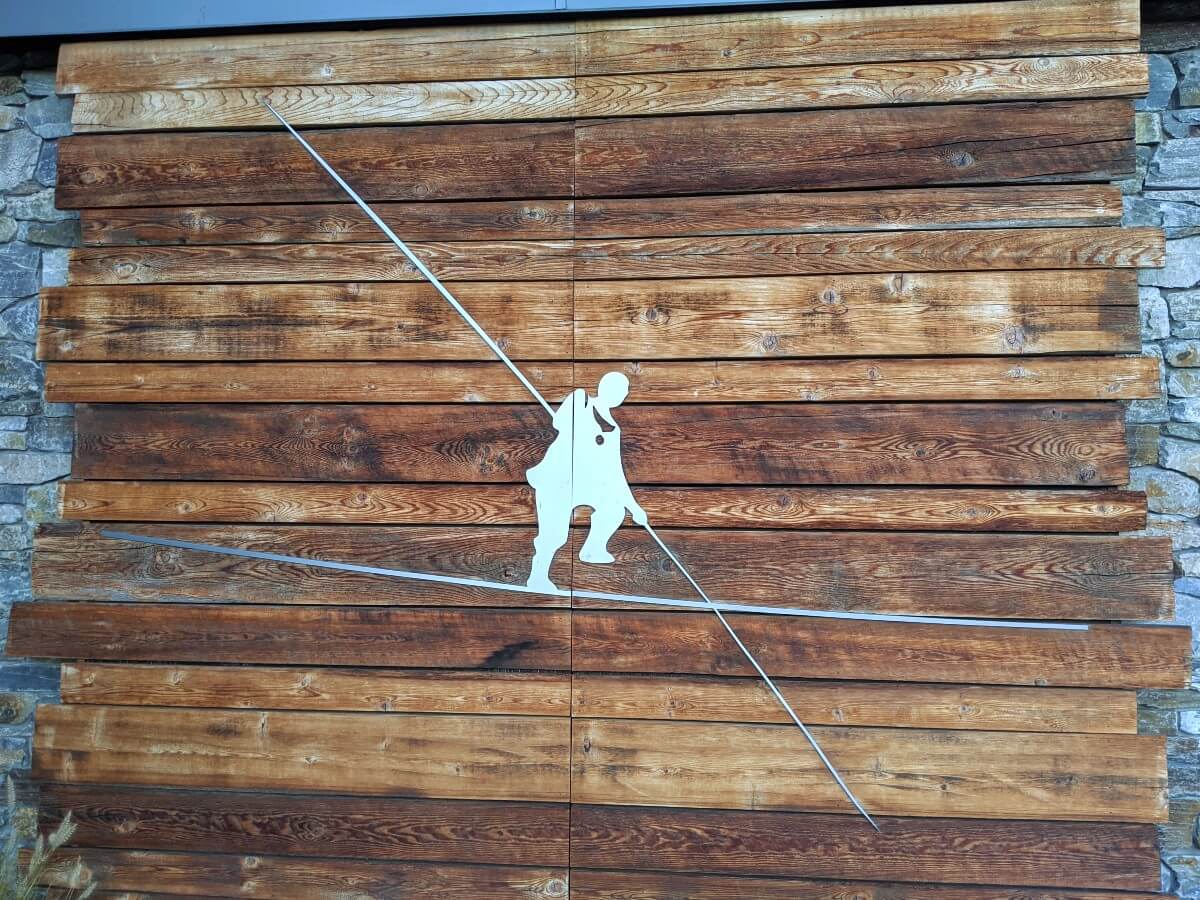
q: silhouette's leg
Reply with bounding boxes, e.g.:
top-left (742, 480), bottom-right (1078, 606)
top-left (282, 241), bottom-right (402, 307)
top-left (579, 503), bottom-right (625, 564)
top-left (527, 492), bottom-right (570, 591)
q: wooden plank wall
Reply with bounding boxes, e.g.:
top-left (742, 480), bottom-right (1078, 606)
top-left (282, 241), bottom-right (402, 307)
top-left (11, 0), bottom-right (1193, 896)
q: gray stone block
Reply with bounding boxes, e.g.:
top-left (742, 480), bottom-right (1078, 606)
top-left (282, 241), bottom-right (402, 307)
top-left (1137, 111), bottom-right (1164, 145)
top-left (0, 418), bottom-right (24, 432)
top-left (24, 218), bottom-right (79, 247)
top-left (33, 140), bottom-right (55, 187)
top-left (0, 524), bottom-right (31, 552)
top-left (1138, 55), bottom-right (1178, 111)
top-left (0, 76), bottom-right (24, 104)
top-left (0, 129), bottom-right (38, 192)
top-left (1167, 340), bottom-right (1200, 367)
top-left (0, 108), bottom-right (18, 133)
top-left (5, 187), bottom-right (71, 222)
top-left (1163, 437), bottom-right (1200, 479)
top-left (1174, 399), bottom-right (1200, 423)
top-left (1127, 395), bottom-right (1169, 424)
top-left (1130, 465), bottom-right (1200, 515)
top-left (0, 216), bottom-right (15, 243)
top-left (19, 70), bottom-right (54, 97)
top-left (1125, 196), bottom-right (1162, 226)
top-left (27, 416), bottom-right (70, 452)
top-left (1163, 109), bottom-right (1200, 140)
top-left (1169, 368), bottom-right (1200, 397)
top-left (22, 94), bottom-right (70, 140)
top-left (23, 481), bottom-right (58, 523)
top-left (0, 298), bottom-right (37, 344)
top-left (0, 450), bottom-right (68, 485)
top-left (1164, 852), bottom-right (1200, 899)
top-left (0, 433), bottom-right (24, 451)
top-left (40, 248), bottom-right (67, 288)
top-left (0, 244), bottom-right (37, 300)
top-left (0, 356), bottom-right (40, 402)
top-left (0, 505), bottom-right (19, 525)
top-left (0, 486), bottom-right (21, 503)
top-left (1170, 290), bottom-right (1200, 322)
top-left (1145, 237), bottom-right (1200, 289)
top-left (1147, 139), bottom-right (1200, 190)
top-left (1143, 286), bottom-right (1171, 340)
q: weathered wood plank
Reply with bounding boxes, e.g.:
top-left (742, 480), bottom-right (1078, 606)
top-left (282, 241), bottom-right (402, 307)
top-left (61, 663), bottom-right (571, 716)
top-left (574, 271), bottom-right (1139, 359)
top-left (571, 719), bottom-right (1167, 821)
top-left (570, 870), bottom-right (1166, 900)
top-left (57, 122), bottom-right (575, 208)
top-left (10, 603), bottom-right (571, 669)
top-left (572, 228), bottom-right (1163, 279)
top-left (572, 611), bottom-right (1192, 689)
top-left (70, 55), bottom-right (1148, 132)
top-left (570, 673), bottom-right (1136, 733)
top-left (39, 283), bottom-right (573, 362)
top-left (72, 402), bottom-right (1130, 485)
top-left (574, 0), bottom-right (1141, 76)
top-left (569, 806), bottom-right (1159, 889)
top-left (34, 705), bottom-right (571, 801)
top-left (39, 847), bottom-right (568, 899)
top-left (78, 187), bottom-right (1122, 247)
top-left (39, 784), bottom-right (570, 865)
top-left (574, 101), bottom-right (1133, 197)
top-left (55, 483), bottom-right (1148, 531)
top-left (66, 241), bottom-right (573, 285)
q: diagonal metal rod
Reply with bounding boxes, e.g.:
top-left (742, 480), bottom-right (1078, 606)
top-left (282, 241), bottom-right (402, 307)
top-left (261, 100), bottom-right (878, 829)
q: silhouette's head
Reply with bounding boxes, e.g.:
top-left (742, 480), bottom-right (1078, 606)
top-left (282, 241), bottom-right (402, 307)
top-left (596, 371), bottom-right (630, 409)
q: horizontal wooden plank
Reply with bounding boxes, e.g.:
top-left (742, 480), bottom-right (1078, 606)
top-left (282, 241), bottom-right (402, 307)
top-left (34, 705), bottom-right (571, 801)
top-left (56, 21), bottom-right (578, 93)
top-left (66, 241), bottom-right (573, 285)
top-left (570, 869), bottom-right (1165, 900)
top-left (572, 611), bottom-right (1192, 689)
top-left (574, 0), bottom-right (1141, 76)
top-left (78, 186), bottom-right (1124, 247)
top-left (570, 805), bottom-right (1159, 889)
top-left (10, 603), bottom-right (571, 669)
top-left (574, 271), bottom-right (1140, 359)
top-left (39, 847), bottom-right (567, 899)
top-left (61, 663), bottom-right (570, 716)
top-left (574, 100), bottom-right (1133, 197)
top-left (572, 719), bottom-right (1166, 821)
top-left (57, 121), bottom-right (575, 208)
top-left (33, 523), bottom-right (570, 607)
top-left (572, 228), bottom-right (1163, 279)
top-left (70, 55), bottom-right (1147, 132)
top-left (570, 528), bottom-right (1173, 620)
top-left (571, 672), bottom-right (1136, 733)
top-left (55, 484), bottom-right (1149, 531)
top-left (39, 784), bottom-right (569, 866)
top-left (73, 402), bottom-right (1130, 485)
top-left (39, 283), bottom-right (573, 362)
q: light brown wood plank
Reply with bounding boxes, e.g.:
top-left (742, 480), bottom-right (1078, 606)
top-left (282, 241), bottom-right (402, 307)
top-left (575, 0), bottom-right (1141, 76)
top-left (60, 663), bottom-right (570, 716)
top-left (39, 283), bottom-right (573, 362)
top-left (573, 611), bottom-right (1192, 689)
top-left (570, 672), bottom-right (1136, 733)
top-left (574, 271), bottom-right (1139, 359)
top-left (55, 483), bottom-right (1148, 532)
top-left (571, 719), bottom-right (1166, 821)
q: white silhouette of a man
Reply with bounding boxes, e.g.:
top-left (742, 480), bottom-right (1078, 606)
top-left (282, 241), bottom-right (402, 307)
top-left (525, 371), bottom-right (646, 592)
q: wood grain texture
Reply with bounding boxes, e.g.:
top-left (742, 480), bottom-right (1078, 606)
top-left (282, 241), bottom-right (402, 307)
top-left (571, 719), bottom-right (1166, 821)
top-left (32, 523), bottom-right (568, 606)
top-left (61, 663), bottom-right (571, 716)
top-left (574, 0), bottom-right (1141, 76)
top-left (9, 603), bottom-right (570, 669)
top-left (39, 847), bottom-right (569, 899)
top-left (78, 186), bottom-right (1122, 247)
top-left (39, 784), bottom-right (570, 866)
top-left (40, 283), bottom-right (573, 362)
top-left (574, 100), bottom-right (1134, 197)
top-left (57, 121), bottom-right (575, 208)
top-left (570, 673), bottom-right (1136, 733)
top-left (66, 241), bottom-right (573, 285)
top-left (72, 402), bottom-right (1130, 485)
top-left (569, 806), bottom-right (1159, 889)
top-left (572, 611), bottom-right (1192, 689)
top-left (573, 271), bottom-right (1139, 359)
top-left (56, 483), bottom-right (1148, 531)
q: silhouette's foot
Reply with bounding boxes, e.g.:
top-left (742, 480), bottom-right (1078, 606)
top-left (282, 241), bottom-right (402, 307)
top-left (526, 574), bottom-right (560, 594)
top-left (579, 547), bottom-right (615, 564)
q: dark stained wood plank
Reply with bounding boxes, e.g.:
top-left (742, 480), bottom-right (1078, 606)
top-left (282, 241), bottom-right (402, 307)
top-left (33, 523), bottom-right (567, 607)
top-left (57, 121), bottom-right (575, 208)
top-left (39, 784), bottom-right (570, 866)
top-left (55, 483), bottom-right (1148, 532)
top-left (571, 672), bottom-right (1136, 733)
top-left (569, 806), bottom-right (1159, 889)
top-left (571, 719), bottom-right (1167, 821)
top-left (72, 402), bottom-right (1130, 485)
top-left (9, 603), bottom-right (570, 669)
top-left (570, 528), bottom-right (1172, 620)
top-left (66, 241), bottom-right (573, 285)
top-left (574, 271), bottom-right (1139, 359)
top-left (574, 0), bottom-right (1141, 76)
top-left (39, 283), bottom-right (573, 362)
top-left (56, 21), bottom-right (577, 92)
top-left (571, 869), bottom-right (1166, 900)
top-left (573, 228), bottom-right (1163, 279)
top-left (81, 199), bottom-right (576, 246)
top-left (572, 611), bottom-right (1192, 689)
top-left (34, 705), bottom-right (571, 801)
top-left (574, 101), bottom-right (1134, 197)
top-left (61, 663), bottom-right (571, 716)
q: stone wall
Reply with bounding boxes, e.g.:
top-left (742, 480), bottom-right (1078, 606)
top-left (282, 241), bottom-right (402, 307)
top-left (1128, 25), bottom-right (1200, 899)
